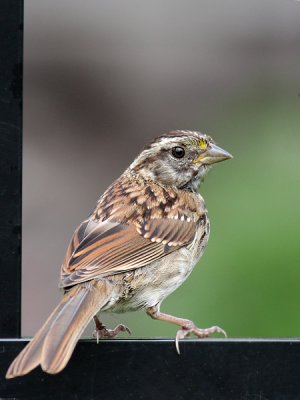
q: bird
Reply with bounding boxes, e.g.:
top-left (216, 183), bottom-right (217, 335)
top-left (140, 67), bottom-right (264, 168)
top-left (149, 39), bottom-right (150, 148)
top-left (6, 130), bottom-right (232, 378)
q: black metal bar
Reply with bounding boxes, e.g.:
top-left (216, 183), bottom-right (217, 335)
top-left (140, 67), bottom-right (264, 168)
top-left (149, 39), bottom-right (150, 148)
top-left (0, 0), bottom-right (23, 338)
top-left (1, 339), bottom-right (300, 399)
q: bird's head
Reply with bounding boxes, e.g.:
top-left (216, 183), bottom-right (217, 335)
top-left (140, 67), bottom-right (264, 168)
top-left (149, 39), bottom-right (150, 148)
top-left (129, 130), bottom-right (232, 191)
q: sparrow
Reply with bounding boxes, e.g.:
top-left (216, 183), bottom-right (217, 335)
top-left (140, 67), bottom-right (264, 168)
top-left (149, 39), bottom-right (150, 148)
top-left (6, 130), bottom-right (232, 378)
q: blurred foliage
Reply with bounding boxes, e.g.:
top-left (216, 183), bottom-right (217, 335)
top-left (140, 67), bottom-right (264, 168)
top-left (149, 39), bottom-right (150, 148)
top-left (99, 86), bottom-right (300, 339)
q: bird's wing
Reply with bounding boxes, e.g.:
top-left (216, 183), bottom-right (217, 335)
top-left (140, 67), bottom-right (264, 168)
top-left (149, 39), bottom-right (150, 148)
top-left (60, 177), bottom-right (203, 288)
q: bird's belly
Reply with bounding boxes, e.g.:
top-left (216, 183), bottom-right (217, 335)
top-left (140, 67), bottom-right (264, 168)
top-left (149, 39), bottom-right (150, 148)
top-left (107, 223), bottom-right (209, 313)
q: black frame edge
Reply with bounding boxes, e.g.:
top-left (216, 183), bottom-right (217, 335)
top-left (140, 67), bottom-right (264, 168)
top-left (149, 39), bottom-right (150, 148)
top-left (1, 339), bottom-right (300, 399)
top-left (0, 0), bottom-right (23, 338)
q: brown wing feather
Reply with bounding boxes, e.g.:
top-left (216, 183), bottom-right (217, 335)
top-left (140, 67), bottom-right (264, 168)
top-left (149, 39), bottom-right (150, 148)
top-left (137, 217), bottom-right (196, 246)
top-left (61, 222), bottom-right (170, 287)
top-left (60, 176), bottom-right (203, 288)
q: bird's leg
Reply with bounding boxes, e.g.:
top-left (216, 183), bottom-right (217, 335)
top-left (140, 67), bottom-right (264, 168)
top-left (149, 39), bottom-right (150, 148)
top-left (146, 305), bottom-right (227, 354)
top-left (93, 315), bottom-right (131, 344)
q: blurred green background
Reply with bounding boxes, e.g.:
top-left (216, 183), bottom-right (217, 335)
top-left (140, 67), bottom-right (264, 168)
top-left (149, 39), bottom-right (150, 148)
top-left (23, 1), bottom-right (300, 339)
top-left (101, 88), bottom-right (300, 338)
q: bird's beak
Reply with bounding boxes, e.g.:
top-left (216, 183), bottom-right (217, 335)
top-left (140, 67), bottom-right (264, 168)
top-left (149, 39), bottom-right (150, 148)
top-left (193, 143), bottom-right (233, 165)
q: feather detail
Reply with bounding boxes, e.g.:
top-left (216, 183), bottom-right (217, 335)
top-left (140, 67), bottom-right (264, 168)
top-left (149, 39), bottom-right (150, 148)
top-left (60, 176), bottom-right (206, 288)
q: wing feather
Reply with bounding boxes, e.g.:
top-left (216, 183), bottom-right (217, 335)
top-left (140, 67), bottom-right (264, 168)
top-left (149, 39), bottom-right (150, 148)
top-left (60, 177), bottom-right (203, 288)
top-left (60, 216), bottom-right (197, 288)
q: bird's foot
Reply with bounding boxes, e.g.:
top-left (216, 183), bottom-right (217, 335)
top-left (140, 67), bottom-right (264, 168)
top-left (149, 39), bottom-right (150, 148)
top-left (175, 323), bottom-right (227, 354)
top-left (93, 316), bottom-right (131, 344)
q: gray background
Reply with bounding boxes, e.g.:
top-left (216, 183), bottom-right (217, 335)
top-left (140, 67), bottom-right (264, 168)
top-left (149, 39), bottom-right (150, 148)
top-left (23, 0), bottom-right (300, 338)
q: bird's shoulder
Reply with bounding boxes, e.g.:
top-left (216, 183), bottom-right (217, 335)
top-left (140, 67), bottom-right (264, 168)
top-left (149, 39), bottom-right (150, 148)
top-left (92, 173), bottom-right (206, 227)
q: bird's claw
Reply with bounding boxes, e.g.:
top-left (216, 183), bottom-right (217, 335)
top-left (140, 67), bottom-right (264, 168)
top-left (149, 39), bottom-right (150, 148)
top-left (93, 324), bottom-right (131, 344)
top-left (175, 324), bottom-right (227, 354)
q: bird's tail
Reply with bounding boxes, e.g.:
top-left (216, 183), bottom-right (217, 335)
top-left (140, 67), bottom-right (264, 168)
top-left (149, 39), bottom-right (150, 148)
top-left (6, 279), bottom-right (116, 378)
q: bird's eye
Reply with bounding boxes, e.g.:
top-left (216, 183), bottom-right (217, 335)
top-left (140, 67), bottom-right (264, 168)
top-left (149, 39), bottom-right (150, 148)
top-left (171, 146), bottom-right (185, 159)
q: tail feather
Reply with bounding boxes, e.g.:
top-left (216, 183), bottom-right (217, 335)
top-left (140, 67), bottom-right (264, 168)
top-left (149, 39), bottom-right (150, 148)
top-left (41, 280), bottom-right (114, 373)
top-left (6, 300), bottom-right (67, 378)
top-left (6, 279), bottom-right (115, 379)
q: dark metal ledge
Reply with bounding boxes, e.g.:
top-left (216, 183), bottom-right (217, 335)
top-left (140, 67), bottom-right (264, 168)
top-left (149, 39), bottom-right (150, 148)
top-left (1, 339), bottom-right (300, 399)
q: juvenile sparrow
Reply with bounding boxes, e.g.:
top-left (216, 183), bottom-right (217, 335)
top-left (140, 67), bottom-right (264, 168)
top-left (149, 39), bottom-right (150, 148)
top-left (6, 130), bottom-right (232, 378)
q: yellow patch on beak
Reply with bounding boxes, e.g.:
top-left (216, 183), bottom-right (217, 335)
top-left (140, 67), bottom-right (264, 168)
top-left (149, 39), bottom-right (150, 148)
top-left (192, 138), bottom-right (208, 163)
top-left (198, 138), bottom-right (208, 150)
top-left (193, 154), bottom-right (205, 163)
